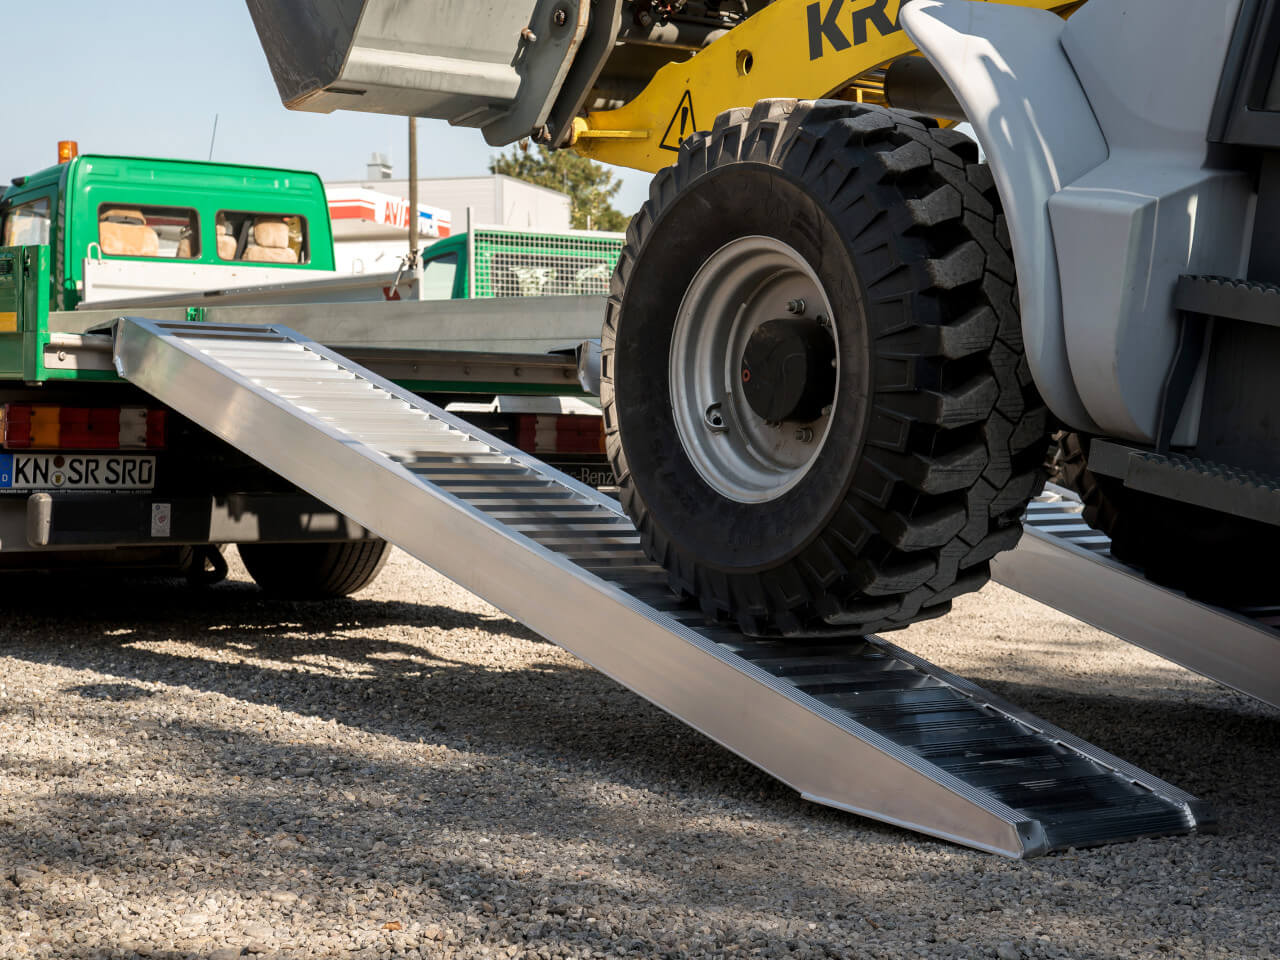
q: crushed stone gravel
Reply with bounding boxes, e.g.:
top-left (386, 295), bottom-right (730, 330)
top-left (0, 548), bottom-right (1277, 959)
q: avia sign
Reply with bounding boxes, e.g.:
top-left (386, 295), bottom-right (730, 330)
top-left (327, 188), bottom-right (452, 240)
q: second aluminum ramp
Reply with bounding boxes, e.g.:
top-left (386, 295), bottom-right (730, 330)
top-left (113, 317), bottom-right (1213, 858)
top-left (992, 491), bottom-right (1280, 709)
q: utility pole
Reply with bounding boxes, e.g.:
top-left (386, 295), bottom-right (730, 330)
top-left (407, 116), bottom-right (419, 266)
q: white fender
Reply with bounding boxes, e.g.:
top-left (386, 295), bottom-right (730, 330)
top-left (900, 0), bottom-right (1107, 433)
top-left (1047, 0), bottom-right (1249, 443)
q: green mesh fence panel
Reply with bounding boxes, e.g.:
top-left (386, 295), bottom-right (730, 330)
top-left (472, 229), bottom-right (623, 298)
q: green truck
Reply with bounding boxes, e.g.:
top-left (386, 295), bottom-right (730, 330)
top-left (2, 149), bottom-right (623, 308)
top-left (3, 153), bottom-right (335, 310)
top-left (0, 152), bottom-right (620, 593)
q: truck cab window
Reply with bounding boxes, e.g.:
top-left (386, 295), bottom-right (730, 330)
top-left (98, 204), bottom-right (198, 258)
top-left (420, 252), bottom-right (457, 299)
top-left (216, 211), bottom-right (307, 264)
top-left (3, 197), bottom-right (51, 246)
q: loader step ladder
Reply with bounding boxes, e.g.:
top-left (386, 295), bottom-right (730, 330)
top-left (992, 490), bottom-right (1280, 709)
top-left (112, 317), bottom-right (1214, 858)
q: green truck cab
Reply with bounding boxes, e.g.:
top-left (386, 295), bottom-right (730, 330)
top-left (0, 152), bottom-right (623, 310)
top-left (0, 154), bottom-right (335, 310)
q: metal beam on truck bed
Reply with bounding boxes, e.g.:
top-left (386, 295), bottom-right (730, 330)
top-left (67, 294), bottom-right (606, 358)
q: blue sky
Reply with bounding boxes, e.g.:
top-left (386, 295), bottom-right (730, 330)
top-left (4, 3), bottom-right (652, 215)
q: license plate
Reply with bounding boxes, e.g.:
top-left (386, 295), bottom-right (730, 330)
top-left (0, 453), bottom-right (156, 490)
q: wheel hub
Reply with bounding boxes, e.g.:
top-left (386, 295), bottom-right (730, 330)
top-left (669, 235), bottom-right (842, 504)
top-left (741, 317), bottom-right (836, 423)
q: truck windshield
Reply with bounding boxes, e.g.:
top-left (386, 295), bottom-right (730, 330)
top-left (3, 197), bottom-right (51, 246)
top-left (421, 253), bottom-right (457, 299)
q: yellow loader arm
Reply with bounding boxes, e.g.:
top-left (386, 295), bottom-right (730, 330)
top-left (571, 0), bottom-right (1078, 172)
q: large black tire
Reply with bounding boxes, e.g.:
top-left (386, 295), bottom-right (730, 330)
top-left (1057, 432), bottom-right (1280, 604)
top-left (1054, 432), bottom-right (1129, 547)
top-left (601, 99), bottom-right (1049, 636)
top-left (237, 539), bottom-right (391, 599)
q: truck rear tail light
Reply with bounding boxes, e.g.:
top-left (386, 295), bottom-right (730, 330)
top-left (515, 414), bottom-right (605, 455)
top-left (2, 406), bottom-right (31, 448)
top-left (1, 404), bottom-right (167, 450)
top-left (146, 409), bottom-right (166, 448)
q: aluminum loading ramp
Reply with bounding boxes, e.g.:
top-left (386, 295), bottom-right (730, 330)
top-left (112, 317), bottom-right (1213, 858)
top-left (992, 492), bottom-right (1280, 710)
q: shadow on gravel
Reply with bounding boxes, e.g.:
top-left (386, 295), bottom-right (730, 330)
top-left (67, 680), bottom-right (159, 701)
top-left (1, 713), bottom-right (1272, 960)
top-left (3, 573), bottom-right (1278, 826)
top-left (0, 574), bottom-right (783, 802)
top-left (4, 568), bottom-right (544, 641)
top-left (2, 577), bottom-right (1279, 957)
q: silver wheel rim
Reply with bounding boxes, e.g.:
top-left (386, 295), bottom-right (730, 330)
top-left (670, 236), bottom-right (838, 504)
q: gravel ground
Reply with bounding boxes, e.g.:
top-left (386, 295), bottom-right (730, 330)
top-left (0, 548), bottom-right (1277, 960)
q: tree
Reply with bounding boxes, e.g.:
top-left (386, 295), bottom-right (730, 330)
top-left (490, 144), bottom-right (630, 231)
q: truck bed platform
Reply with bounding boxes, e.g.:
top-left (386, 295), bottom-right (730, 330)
top-left (110, 316), bottom-right (1213, 857)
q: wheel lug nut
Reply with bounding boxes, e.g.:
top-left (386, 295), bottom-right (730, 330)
top-left (704, 402), bottom-right (727, 433)
top-left (816, 315), bottom-right (829, 327)
top-left (786, 298), bottom-right (806, 315)
top-left (794, 427), bottom-right (814, 442)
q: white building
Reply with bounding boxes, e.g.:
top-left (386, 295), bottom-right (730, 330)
top-left (326, 186), bottom-right (452, 276)
top-left (324, 172), bottom-right (573, 274)
top-left (326, 174), bottom-right (572, 232)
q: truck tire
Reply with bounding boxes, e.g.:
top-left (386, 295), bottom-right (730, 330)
top-left (601, 99), bottom-right (1048, 636)
top-left (237, 539), bottom-right (390, 599)
top-left (1057, 433), bottom-right (1280, 603)
top-left (181, 545), bottom-right (229, 586)
top-left (1053, 432), bottom-right (1129, 544)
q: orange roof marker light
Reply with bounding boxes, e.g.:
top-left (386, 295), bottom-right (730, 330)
top-left (57, 140), bottom-right (78, 164)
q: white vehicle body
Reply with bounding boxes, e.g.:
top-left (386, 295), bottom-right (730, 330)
top-left (902, 0), bottom-right (1252, 444)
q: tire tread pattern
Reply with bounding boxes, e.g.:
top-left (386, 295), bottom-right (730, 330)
top-left (602, 99), bottom-right (1049, 635)
top-left (238, 539), bottom-right (391, 599)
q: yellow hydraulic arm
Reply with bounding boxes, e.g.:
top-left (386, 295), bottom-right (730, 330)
top-left (571, 0), bottom-right (1079, 172)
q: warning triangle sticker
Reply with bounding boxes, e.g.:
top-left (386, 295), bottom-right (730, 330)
top-left (659, 90), bottom-right (698, 152)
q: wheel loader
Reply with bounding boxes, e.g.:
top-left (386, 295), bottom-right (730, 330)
top-left (247, 0), bottom-right (1280, 634)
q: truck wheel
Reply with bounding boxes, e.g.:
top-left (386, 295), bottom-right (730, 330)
top-left (237, 540), bottom-right (390, 599)
top-left (1053, 432), bottom-right (1130, 545)
top-left (601, 99), bottom-right (1048, 635)
top-left (181, 545), bottom-right (229, 586)
top-left (1057, 433), bottom-right (1280, 603)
